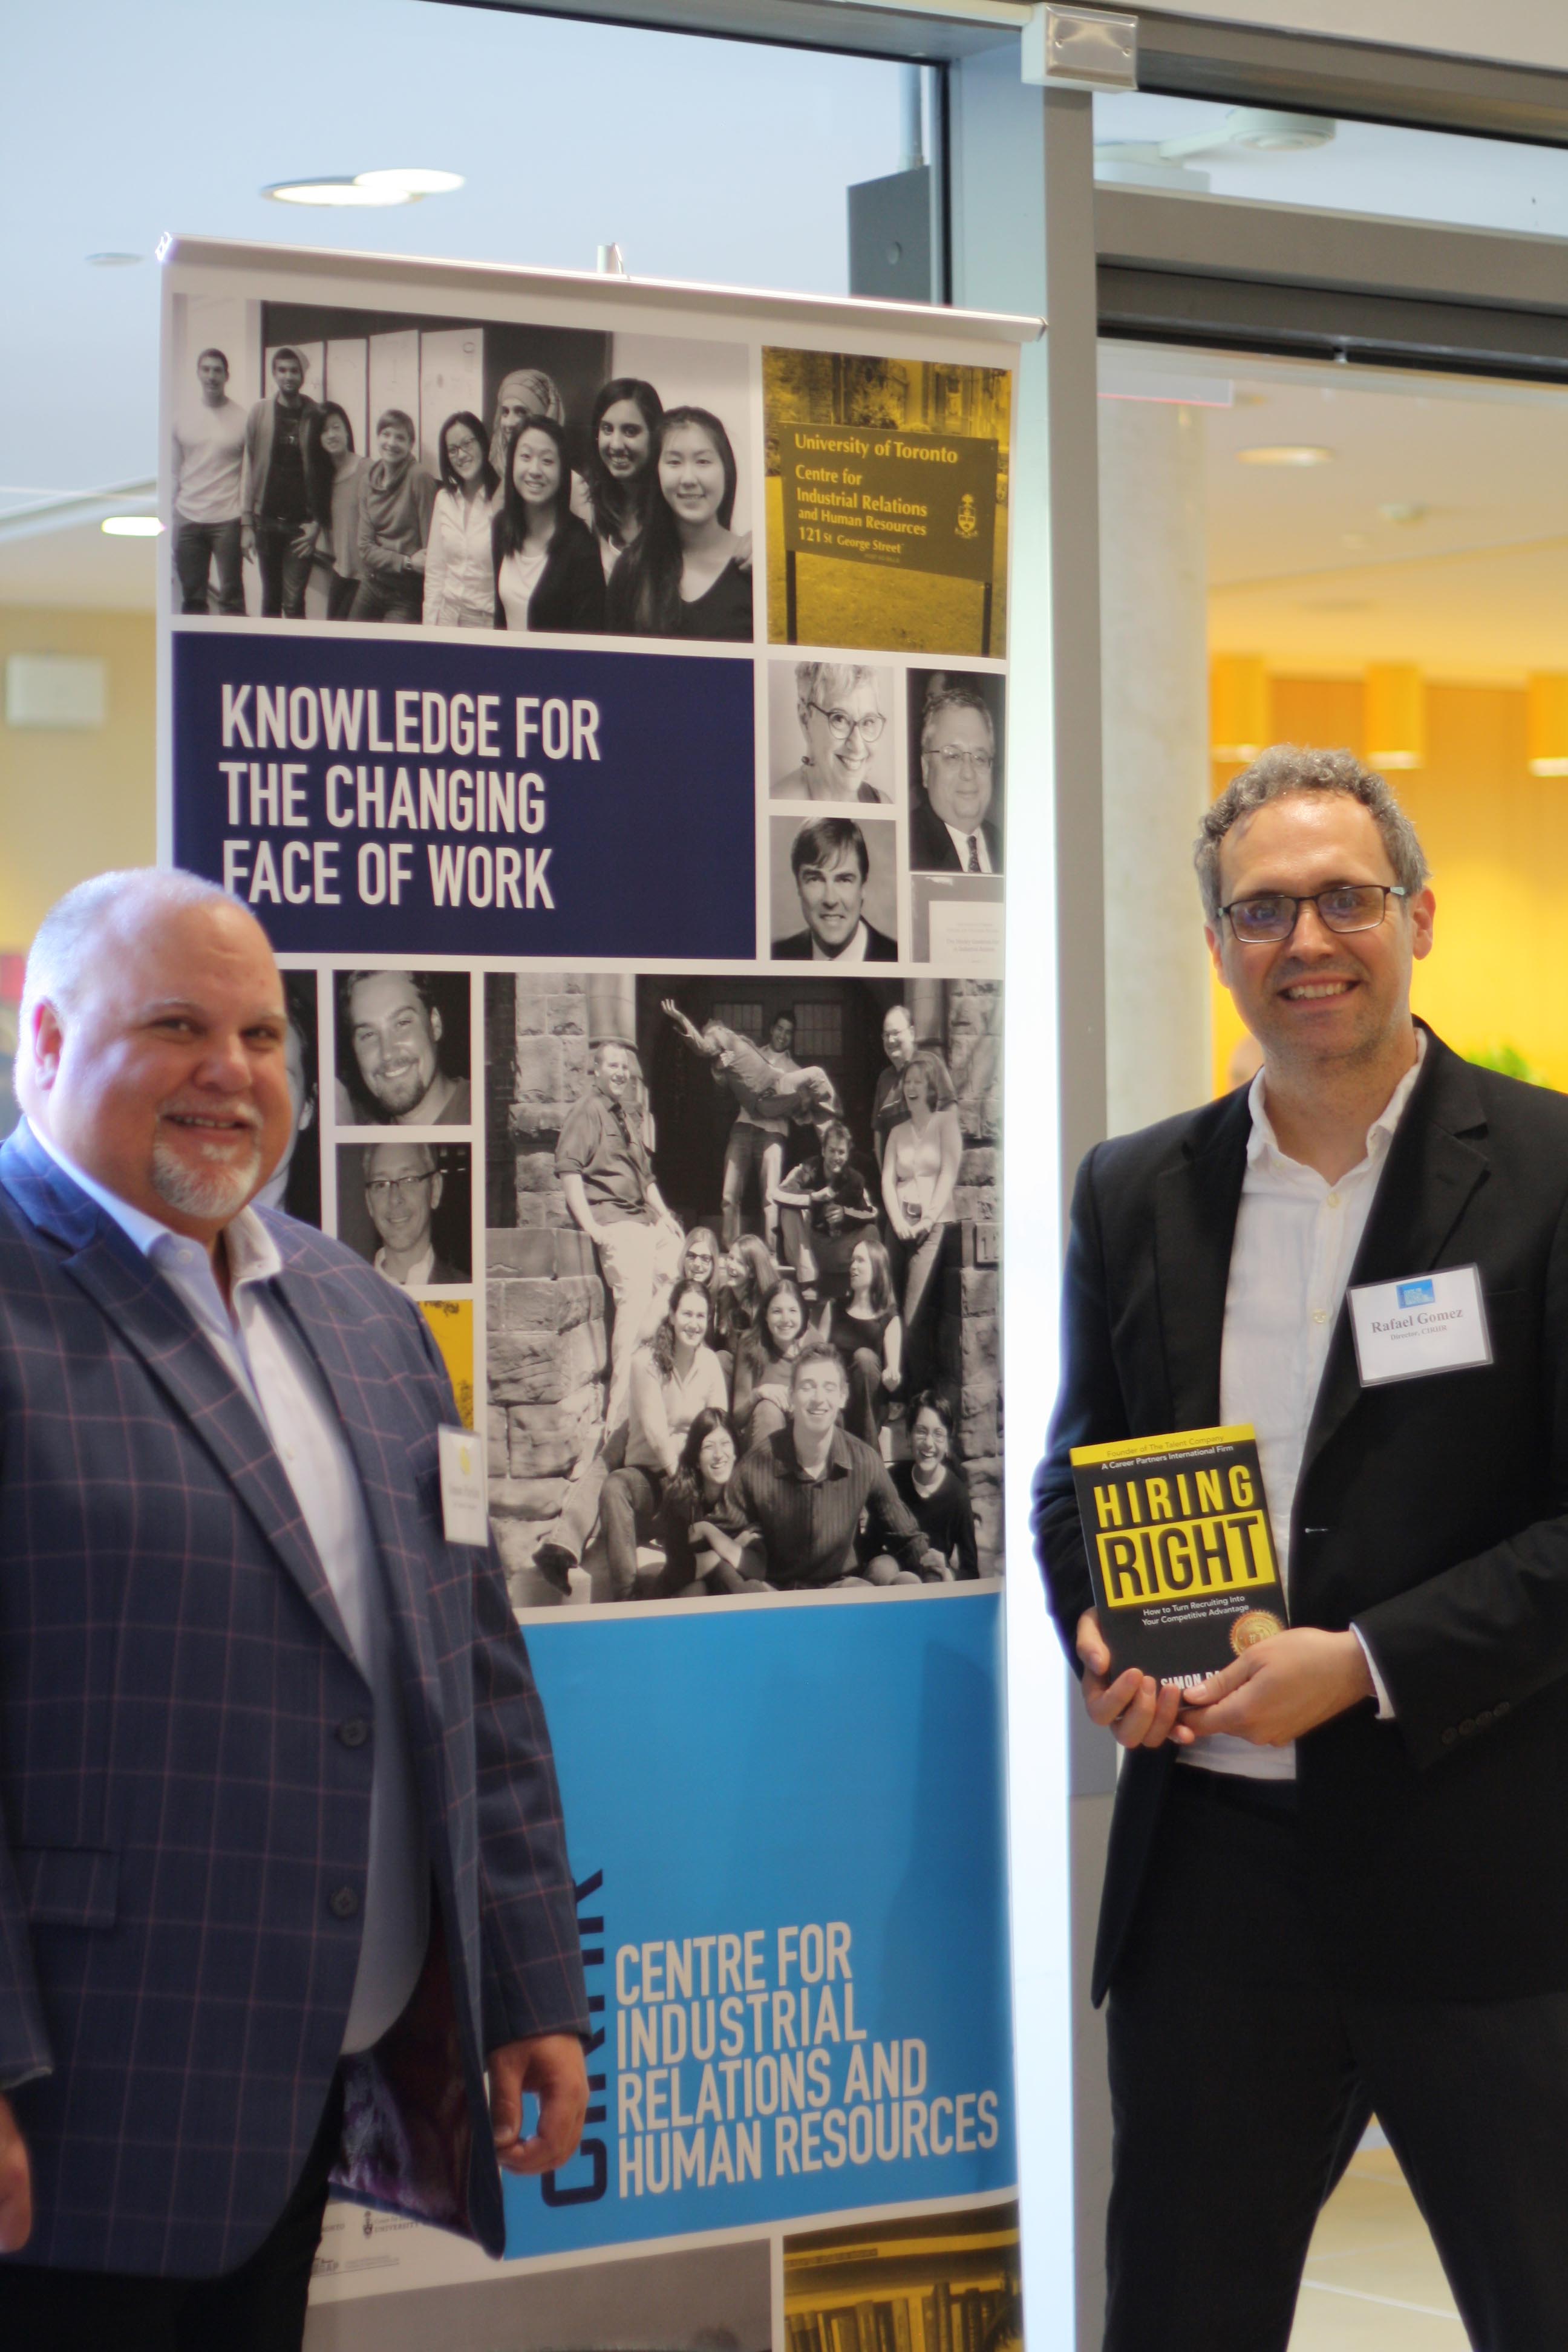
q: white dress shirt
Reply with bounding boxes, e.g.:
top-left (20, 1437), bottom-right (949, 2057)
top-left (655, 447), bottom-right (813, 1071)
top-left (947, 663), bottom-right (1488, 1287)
top-left (29, 1122), bottom-right (429, 2048)
top-left (1187, 1034), bottom-right (1425, 1782)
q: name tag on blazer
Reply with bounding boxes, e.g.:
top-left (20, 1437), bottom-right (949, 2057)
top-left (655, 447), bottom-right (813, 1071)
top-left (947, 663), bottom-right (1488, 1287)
top-left (439, 1425), bottom-right (490, 1546)
top-left (1348, 1264), bottom-right (1492, 1387)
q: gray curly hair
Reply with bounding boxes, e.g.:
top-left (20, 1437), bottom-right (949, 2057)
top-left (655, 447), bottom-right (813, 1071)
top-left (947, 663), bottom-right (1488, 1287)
top-left (1194, 745), bottom-right (1429, 924)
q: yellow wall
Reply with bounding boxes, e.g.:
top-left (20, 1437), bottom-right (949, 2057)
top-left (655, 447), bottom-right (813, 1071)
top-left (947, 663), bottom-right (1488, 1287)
top-left (1210, 675), bottom-right (1568, 1094)
top-left (0, 607), bottom-right (156, 954)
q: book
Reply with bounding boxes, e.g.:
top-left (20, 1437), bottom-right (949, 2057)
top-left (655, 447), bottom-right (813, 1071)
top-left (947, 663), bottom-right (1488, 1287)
top-left (1069, 1425), bottom-right (1285, 1688)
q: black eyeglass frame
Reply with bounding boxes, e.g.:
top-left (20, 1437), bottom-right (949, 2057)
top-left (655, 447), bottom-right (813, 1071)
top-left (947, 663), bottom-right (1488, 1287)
top-left (1218, 883), bottom-right (1410, 943)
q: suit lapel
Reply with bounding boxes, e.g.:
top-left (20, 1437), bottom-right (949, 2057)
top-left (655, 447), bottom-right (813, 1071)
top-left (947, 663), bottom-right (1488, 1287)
top-left (1, 1131), bottom-right (356, 1663)
top-left (1153, 1091), bottom-right (1252, 1429)
top-left (1301, 1033), bottom-right (1491, 1481)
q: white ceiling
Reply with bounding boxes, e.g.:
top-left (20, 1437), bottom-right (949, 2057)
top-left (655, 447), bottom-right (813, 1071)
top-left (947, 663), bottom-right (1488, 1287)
top-left (0, 0), bottom-right (901, 609)
top-left (1162, 350), bottom-right (1568, 680)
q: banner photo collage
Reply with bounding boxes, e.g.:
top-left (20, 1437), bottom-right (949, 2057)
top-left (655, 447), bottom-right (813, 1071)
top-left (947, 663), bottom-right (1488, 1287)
top-left (160, 241), bottom-right (1024, 2352)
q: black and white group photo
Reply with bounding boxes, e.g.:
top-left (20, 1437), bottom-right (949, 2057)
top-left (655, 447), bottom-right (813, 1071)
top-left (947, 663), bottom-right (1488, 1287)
top-left (169, 295), bottom-right (754, 641)
top-left (483, 969), bottom-right (1002, 1608)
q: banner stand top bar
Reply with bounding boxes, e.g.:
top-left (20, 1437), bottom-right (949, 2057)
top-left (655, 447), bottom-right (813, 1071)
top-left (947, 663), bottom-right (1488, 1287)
top-left (158, 232), bottom-right (1045, 347)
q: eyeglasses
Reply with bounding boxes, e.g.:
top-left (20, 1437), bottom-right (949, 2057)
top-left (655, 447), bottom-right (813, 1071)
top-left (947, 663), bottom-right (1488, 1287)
top-left (809, 703), bottom-right (885, 746)
top-left (366, 1174), bottom-right (434, 1203)
top-left (1220, 883), bottom-right (1408, 944)
top-left (446, 436), bottom-right (482, 460)
top-left (924, 745), bottom-right (995, 776)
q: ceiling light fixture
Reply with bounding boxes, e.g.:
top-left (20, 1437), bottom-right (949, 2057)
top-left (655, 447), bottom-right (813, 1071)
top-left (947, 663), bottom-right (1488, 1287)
top-left (1365, 663), bottom-right (1425, 771)
top-left (1527, 675), bottom-right (1568, 777)
top-left (1236, 445), bottom-right (1333, 468)
top-left (101, 516), bottom-right (163, 538)
top-left (263, 168), bottom-right (463, 209)
top-left (87, 252), bottom-right (142, 267)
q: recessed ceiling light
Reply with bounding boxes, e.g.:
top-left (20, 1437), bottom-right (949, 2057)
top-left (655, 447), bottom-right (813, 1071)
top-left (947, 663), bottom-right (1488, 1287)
top-left (87, 251), bottom-right (142, 267)
top-left (101, 516), bottom-right (163, 538)
top-left (1237, 445), bottom-right (1333, 467)
top-left (1379, 501), bottom-right (1428, 525)
top-left (263, 168), bottom-right (462, 208)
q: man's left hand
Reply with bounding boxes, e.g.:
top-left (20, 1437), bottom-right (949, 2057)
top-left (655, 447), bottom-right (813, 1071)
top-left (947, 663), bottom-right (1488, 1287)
top-left (1181, 1628), bottom-right (1374, 1746)
top-left (488, 2032), bottom-right (589, 2177)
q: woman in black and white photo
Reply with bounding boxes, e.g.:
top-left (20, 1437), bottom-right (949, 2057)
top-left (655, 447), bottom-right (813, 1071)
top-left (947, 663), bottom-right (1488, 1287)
top-left (586, 376), bottom-right (662, 580)
top-left (424, 410), bottom-right (501, 629)
top-left (303, 402), bottom-right (362, 622)
top-left (772, 664), bottom-right (893, 802)
top-left (881, 1049), bottom-right (962, 1399)
top-left (492, 416), bottom-right (605, 635)
top-left (606, 405), bottom-right (752, 642)
top-left (656, 1409), bottom-right (768, 1598)
top-left (488, 368), bottom-right (593, 522)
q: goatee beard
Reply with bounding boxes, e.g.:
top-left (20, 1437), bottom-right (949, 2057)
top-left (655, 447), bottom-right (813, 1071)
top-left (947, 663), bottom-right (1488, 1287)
top-left (151, 1137), bottom-right (262, 1223)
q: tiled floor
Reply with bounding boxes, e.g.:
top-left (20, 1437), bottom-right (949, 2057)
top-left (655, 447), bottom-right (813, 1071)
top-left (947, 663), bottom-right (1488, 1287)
top-left (1290, 2145), bottom-right (1469, 2349)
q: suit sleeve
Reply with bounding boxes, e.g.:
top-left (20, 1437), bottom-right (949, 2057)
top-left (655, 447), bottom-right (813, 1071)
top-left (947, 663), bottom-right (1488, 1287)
top-left (0, 1844), bottom-right (54, 2092)
top-left (1355, 1190), bottom-right (1568, 1769)
top-left (408, 1308), bottom-right (590, 2050)
top-left (1031, 1144), bottom-right (1132, 1668)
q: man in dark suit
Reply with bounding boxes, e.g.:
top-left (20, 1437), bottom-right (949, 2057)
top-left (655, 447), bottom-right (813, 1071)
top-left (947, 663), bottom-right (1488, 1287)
top-left (0, 869), bottom-right (587, 2345)
top-left (908, 681), bottom-right (1002, 875)
top-left (1033, 747), bottom-right (1568, 2352)
top-left (773, 816), bottom-right (897, 963)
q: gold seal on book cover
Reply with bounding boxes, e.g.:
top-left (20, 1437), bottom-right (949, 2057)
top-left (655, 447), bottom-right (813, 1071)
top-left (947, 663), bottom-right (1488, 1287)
top-left (1230, 1609), bottom-right (1284, 1654)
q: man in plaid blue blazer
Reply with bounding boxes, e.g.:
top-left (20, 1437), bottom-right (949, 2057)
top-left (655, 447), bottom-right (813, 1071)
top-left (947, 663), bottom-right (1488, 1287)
top-left (0, 870), bottom-right (589, 2347)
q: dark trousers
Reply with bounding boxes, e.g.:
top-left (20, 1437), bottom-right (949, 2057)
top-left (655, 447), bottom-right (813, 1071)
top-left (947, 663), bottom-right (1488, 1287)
top-left (1105, 1766), bottom-right (1568, 2352)
top-left (173, 518), bottom-right (244, 615)
top-left (0, 2072), bottom-right (344, 2351)
top-left (601, 1465), bottom-right (664, 1600)
top-left (350, 573), bottom-right (422, 625)
top-left (325, 571), bottom-right (359, 621)
top-left (254, 520), bottom-right (313, 619)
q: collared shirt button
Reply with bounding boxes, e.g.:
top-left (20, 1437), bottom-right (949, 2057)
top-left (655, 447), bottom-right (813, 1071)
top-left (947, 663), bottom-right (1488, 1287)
top-left (1312, 1308), bottom-right (1329, 1325)
top-left (330, 1886), bottom-right (360, 1919)
top-left (1476, 1709), bottom-right (1494, 1730)
top-left (1325, 1192), bottom-right (1340, 1209)
top-left (338, 1717), bottom-right (371, 1749)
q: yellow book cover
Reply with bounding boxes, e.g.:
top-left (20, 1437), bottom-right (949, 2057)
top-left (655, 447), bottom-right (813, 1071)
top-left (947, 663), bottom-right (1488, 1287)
top-left (1069, 1425), bottom-right (1285, 1687)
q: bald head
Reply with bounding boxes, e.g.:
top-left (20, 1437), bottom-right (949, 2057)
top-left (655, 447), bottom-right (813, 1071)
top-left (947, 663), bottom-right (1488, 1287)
top-left (21, 869), bottom-right (292, 1249)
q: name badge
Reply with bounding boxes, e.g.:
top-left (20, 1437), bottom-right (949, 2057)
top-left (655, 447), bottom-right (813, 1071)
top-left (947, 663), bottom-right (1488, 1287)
top-left (1347, 1265), bottom-right (1492, 1387)
top-left (438, 1425), bottom-right (490, 1546)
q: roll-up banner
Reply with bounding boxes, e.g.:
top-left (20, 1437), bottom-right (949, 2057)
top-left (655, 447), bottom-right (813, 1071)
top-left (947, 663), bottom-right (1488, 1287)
top-left (158, 237), bottom-right (1042, 2352)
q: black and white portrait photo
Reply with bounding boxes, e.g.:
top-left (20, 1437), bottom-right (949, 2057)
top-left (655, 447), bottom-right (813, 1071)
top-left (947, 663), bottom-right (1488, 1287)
top-left (333, 968), bottom-right (472, 1128)
top-left (770, 814), bottom-right (899, 964)
top-left (482, 970), bottom-right (1002, 1609)
top-left (169, 295), bottom-right (752, 641)
top-left (768, 660), bottom-right (896, 803)
top-left (253, 967), bottom-right (321, 1226)
top-left (335, 1140), bottom-right (473, 1293)
top-left (907, 668), bottom-right (1005, 875)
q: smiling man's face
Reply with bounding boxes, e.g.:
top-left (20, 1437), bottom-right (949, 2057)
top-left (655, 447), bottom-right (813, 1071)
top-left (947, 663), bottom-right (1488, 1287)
top-left (28, 898), bottom-right (292, 1243)
top-left (1205, 791), bottom-right (1433, 1078)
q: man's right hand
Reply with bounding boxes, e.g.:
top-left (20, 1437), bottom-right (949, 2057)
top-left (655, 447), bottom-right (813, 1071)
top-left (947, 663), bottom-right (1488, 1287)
top-left (1076, 1610), bottom-right (1194, 1749)
top-left (0, 2094), bottom-right (32, 2252)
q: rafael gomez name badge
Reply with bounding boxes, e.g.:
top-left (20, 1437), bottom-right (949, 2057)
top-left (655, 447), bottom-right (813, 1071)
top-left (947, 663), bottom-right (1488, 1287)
top-left (438, 1425), bottom-right (490, 1546)
top-left (1348, 1264), bottom-right (1492, 1387)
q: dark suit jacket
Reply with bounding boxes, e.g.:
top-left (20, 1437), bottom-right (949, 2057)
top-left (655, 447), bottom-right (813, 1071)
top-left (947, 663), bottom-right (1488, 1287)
top-left (493, 511), bottom-right (605, 635)
top-left (909, 793), bottom-right (1002, 875)
top-left (772, 922), bottom-right (898, 963)
top-left (0, 1129), bottom-right (587, 2278)
top-left (1033, 1028), bottom-right (1568, 2007)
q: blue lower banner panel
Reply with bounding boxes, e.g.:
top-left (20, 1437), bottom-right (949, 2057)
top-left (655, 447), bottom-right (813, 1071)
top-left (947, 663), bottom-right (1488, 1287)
top-left (509, 1593), bottom-right (1016, 2255)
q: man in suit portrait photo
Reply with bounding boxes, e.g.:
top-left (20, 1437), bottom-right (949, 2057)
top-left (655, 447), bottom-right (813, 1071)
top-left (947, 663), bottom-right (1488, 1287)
top-left (0, 869), bottom-right (587, 2347)
top-left (908, 678), bottom-right (1002, 876)
top-left (773, 816), bottom-right (898, 964)
top-left (1033, 746), bottom-right (1568, 2352)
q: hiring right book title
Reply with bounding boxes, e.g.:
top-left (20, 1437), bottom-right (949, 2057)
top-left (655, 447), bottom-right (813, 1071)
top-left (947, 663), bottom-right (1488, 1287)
top-left (1069, 1425), bottom-right (1285, 1687)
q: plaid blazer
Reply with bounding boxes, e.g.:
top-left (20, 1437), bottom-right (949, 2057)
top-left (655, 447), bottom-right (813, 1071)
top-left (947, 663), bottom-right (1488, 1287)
top-left (0, 1128), bottom-right (587, 2278)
